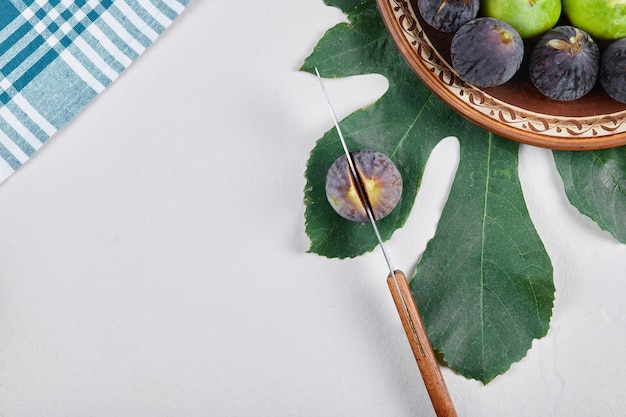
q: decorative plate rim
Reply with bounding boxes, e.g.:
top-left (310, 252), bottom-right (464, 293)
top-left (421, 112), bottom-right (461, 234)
top-left (377, 0), bottom-right (626, 150)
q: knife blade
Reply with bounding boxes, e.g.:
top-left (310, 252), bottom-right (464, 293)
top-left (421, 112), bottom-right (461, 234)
top-left (315, 67), bottom-right (457, 417)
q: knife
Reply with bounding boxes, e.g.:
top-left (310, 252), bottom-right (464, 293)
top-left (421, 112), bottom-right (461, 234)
top-left (315, 67), bottom-right (457, 417)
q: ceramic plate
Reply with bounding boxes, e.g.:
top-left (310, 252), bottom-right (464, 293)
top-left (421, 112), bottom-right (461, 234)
top-left (377, 0), bottom-right (626, 150)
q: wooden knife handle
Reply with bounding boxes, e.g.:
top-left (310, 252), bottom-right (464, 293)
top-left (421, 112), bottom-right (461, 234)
top-left (387, 271), bottom-right (457, 417)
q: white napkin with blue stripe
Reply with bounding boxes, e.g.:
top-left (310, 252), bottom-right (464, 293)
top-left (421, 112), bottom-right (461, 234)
top-left (0, 0), bottom-right (189, 183)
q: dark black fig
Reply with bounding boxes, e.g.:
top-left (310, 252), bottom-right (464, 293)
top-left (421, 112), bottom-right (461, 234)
top-left (451, 17), bottom-right (524, 88)
top-left (529, 26), bottom-right (599, 101)
top-left (417, 0), bottom-right (480, 32)
top-left (325, 150), bottom-right (402, 223)
top-left (600, 38), bottom-right (626, 104)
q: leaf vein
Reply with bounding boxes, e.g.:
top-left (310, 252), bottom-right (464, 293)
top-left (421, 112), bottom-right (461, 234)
top-left (479, 133), bottom-right (493, 377)
top-left (390, 95), bottom-right (434, 159)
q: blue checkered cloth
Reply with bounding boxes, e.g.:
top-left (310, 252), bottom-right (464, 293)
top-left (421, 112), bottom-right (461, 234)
top-left (0, 0), bottom-right (189, 183)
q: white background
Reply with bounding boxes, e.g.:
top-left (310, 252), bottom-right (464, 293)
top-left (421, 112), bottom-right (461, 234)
top-left (1, 1), bottom-right (625, 416)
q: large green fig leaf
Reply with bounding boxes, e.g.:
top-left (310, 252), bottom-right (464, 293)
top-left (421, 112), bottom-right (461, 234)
top-left (411, 133), bottom-right (554, 383)
top-left (301, 0), bottom-right (447, 258)
top-left (301, 0), bottom-right (554, 383)
top-left (553, 148), bottom-right (626, 243)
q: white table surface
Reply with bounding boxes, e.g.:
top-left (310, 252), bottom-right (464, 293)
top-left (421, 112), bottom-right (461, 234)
top-left (1, 1), bottom-right (625, 416)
